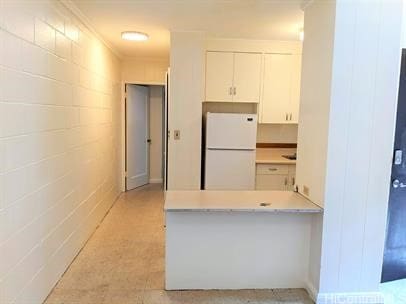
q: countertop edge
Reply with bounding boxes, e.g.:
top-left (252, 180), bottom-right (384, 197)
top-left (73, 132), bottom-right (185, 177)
top-left (164, 208), bottom-right (323, 213)
top-left (255, 160), bottom-right (296, 165)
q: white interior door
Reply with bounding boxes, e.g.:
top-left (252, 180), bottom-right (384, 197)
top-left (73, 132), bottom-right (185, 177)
top-left (126, 84), bottom-right (150, 190)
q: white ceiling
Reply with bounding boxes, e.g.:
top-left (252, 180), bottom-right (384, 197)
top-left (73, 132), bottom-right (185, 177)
top-left (71, 0), bottom-right (304, 59)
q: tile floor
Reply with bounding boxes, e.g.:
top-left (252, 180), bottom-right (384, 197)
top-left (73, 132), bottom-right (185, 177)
top-left (44, 184), bottom-right (314, 304)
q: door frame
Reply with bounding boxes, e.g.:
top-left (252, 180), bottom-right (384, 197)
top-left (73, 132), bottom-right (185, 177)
top-left (121, 81), bottom-right (165, 192)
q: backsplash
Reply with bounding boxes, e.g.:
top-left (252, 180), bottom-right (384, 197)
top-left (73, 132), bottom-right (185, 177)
top-left (257, 124), bottom-right (298, 144)
top-left (203, 102), bottom-right (257, 115)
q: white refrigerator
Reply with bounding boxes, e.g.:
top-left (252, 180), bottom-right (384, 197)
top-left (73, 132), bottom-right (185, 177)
top-left (204, 113), bottom-right (257, 190)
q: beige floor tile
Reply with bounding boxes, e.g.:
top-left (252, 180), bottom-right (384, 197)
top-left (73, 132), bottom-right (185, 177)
top-left (145, 270), bottom-right (165, 290)
top-left (102, 290), bottom-right (144, 304)
top-left (55, 270), bottom-right (113, 291)
top-left (108, 271), bottom-right (148, 290)
top-left (44, 288), bottom-right (107, 304)
top-left (142, 290), bottom-right (218, 304)
top-left (273, 288), bottom-right (313, 303)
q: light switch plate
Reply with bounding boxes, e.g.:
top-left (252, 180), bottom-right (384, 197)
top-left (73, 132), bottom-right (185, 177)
top-left (174, 130), bottom-right (180, 140)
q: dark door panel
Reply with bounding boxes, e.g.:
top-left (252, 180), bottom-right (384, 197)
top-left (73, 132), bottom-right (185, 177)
top-left (382, 49), bottom-right (406, 282)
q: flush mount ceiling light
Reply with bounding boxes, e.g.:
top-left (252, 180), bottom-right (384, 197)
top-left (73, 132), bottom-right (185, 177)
top-left (121, 31), bottom-right (149, 41)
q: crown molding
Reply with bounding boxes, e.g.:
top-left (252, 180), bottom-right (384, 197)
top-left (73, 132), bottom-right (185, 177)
top-left (59, 0), bottom-right (123, 59)
top-left (300, 0), bottom-right (314, 11)
top-left (122, 56), bottom-right (170, 62)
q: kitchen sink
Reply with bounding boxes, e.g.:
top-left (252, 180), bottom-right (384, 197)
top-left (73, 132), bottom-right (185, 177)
top-left (282, 154), bottom-right (297, 160)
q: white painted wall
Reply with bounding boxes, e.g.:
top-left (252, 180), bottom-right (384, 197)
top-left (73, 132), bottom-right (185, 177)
top-left (167, 31), bottom-right (205, 190)
top-left (0, 1), bottom-right (122, 303)
top-left (297, 0), bottom-right (404, 302)
top-left (121, 57), bottom-right (168, 85)
top-left (295, 0), bottom-right (336, 207)
top-left (318, 0), bottom-right (403, 300)
top-left (149, 86), bottom-right (163, 183)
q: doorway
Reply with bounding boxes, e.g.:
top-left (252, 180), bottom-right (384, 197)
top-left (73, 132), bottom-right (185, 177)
top-left (380, 49), bottom-right (406, 303)
top-left (125, 84), bottom-right (165, 191)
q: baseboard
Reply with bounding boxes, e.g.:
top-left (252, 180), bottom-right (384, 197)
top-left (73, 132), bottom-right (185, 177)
top-left (316, 292), bottom-right (385, 304)
top-left (149, 178), bottom-right (163, 184)
top-left (304, 282), bottom-right (385, 304)
top-left (305, 280), bottom-right (318, 303)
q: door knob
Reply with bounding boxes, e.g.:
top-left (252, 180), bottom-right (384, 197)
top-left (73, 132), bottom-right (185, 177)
top-left (392, 179), bottom-right (406, 188)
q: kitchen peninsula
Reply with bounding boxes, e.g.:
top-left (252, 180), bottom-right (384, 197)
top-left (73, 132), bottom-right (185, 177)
top-left (165, 190), bottom-right (322, 290)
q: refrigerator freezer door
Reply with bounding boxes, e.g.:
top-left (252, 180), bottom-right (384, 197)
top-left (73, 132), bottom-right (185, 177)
top-left (204, 149), bottom-right (256, 190)
top-left (206, 113), bottom-right (257, 149)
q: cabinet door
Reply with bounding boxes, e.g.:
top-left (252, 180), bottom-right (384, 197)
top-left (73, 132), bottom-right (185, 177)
top-left (260, 54), bottom-right (292, 123)
top-left (287, 165), bottom-right (296, 191)
top-left (289, 54), bottom-right (302, 123)
top-left (205, 52), bottom-right (234, 102)
top-left (233, 53), bottom-right (262, 103)
top-left (255, 174), bottom-right (288, 190)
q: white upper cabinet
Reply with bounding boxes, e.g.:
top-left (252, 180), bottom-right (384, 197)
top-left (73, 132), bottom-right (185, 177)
top-left (290, 54), bottom-right (302, 123)
top-left (233, 53), bottom-right (262, 103)
top-left (261, 54), bottom-right (292, 123)
top-left (260, 53), bottom-right (302, 124)
top-left (205, 52), bottom-right (234, 102)
top-left (205, 52), bottom-right (261, 103)
top-left (205, 49), bottom-right (302, 120)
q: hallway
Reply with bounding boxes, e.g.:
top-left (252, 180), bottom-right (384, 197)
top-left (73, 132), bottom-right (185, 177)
top-left (44, 184), bottom-right (313, 304)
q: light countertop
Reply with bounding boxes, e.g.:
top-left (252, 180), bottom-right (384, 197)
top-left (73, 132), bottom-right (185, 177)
top-left (165, 190), bottom-right (322, 213)
top-left (256, 148), bottom-right (297, 165)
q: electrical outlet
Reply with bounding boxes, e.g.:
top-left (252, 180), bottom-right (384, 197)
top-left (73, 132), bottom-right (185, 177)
top-left (174, 130), bottom-right (180, 140)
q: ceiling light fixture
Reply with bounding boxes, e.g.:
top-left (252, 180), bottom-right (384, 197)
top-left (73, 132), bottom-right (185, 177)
top-left (121, 31), bottom-right (149, 41)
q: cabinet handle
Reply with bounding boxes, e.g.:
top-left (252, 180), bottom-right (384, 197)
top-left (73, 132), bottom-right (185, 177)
top-left (292, 177), bottom-right (295, 186)
top-left (233, 87), bottom-right (237, 95)
top-left (289, 113), bottom-right (293, 121)
top-left (284, 177), bottom-right (288, 185)
top-left (268, 168), bottom-right (278, 171)
top-left (285, 113), bottom-right (288, 121)
top-left (229, 87), bottom-right (233, 95)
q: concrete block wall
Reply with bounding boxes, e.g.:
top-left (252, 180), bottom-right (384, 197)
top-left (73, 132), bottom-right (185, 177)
top-left (0, 1), bottom-right (122, 303)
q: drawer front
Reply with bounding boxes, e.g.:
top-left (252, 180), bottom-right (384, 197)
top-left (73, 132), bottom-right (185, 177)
top-left (256, 164), bottom-right (289, 175)
top-left (255, 174), bottom-right (288, 190)
top-left (289, 165), bottom-right (296, 175)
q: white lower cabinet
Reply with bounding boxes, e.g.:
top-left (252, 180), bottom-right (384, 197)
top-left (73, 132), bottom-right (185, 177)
top-left (255, 164), bottom-right (296, 191)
